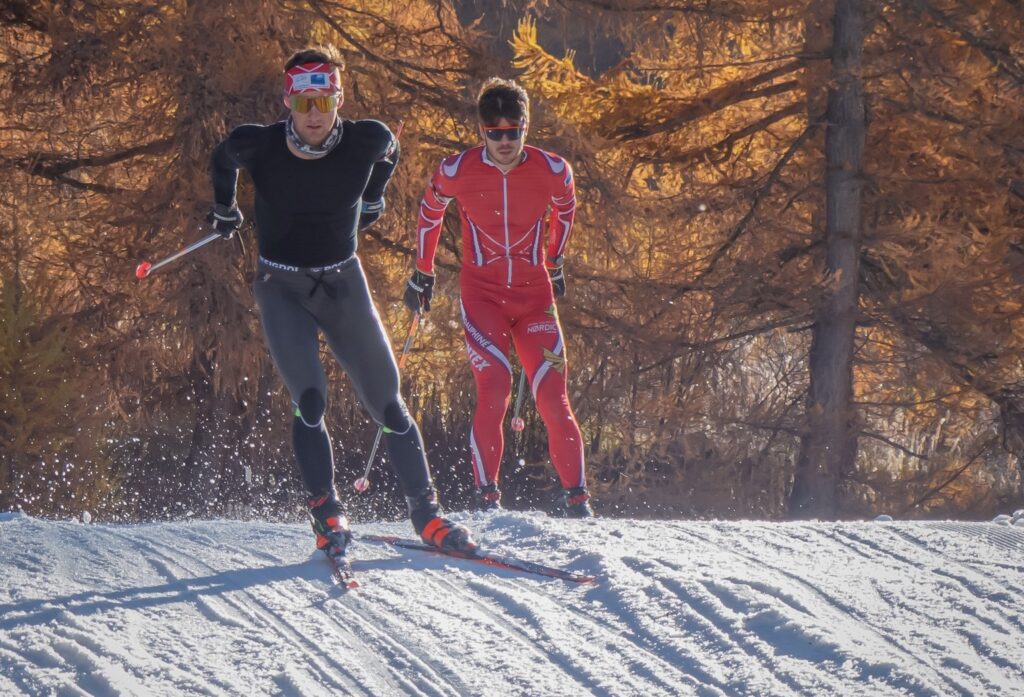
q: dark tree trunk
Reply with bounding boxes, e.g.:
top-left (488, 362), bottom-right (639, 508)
top-left (790, 0), bottom-right (866, 519)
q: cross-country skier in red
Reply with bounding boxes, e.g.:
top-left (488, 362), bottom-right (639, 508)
top-left (404, 78), bottom-right (594, 517)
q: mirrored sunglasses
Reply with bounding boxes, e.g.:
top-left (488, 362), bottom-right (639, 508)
top-left (484, 125), bottom-right (524, 141)
top-left (289, 94), bottom-right (340, 114)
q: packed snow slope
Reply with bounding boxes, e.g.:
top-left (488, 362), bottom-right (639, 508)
top-left (1, 512), bottom-right (1023, 696)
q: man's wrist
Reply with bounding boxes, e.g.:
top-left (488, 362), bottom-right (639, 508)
top-left (212, 203), bottom-right (239, 218)
top-left (409, 268), bottom-right (434, 290)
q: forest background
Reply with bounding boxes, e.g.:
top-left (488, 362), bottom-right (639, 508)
top-left (2, 0), bottom-right (1022, 523)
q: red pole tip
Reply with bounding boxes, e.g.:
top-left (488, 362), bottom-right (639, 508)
top-left (135, 261), bottom-right (151, 279)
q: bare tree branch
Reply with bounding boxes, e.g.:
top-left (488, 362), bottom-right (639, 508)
top-left (639, 100), bottom-right (804, 166)
top-left (899, 439), bottom-right (996, 515)
top-left (612, 61), bottom-right (804, 140)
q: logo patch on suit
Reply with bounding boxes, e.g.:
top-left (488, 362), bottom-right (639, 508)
top-left (441, 151), bottom-right (468, 178)
top-left (543, 347), bottom-right (565, 374)
top-left (540, 151), bottom-right (566, 174)
top-left (467, 345), bottom-right (491, 371)
top-left (527, 321), bottom-right (558, 335)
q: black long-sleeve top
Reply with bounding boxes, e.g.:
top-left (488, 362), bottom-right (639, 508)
top-left (210, 119), bottom-right (398, 267)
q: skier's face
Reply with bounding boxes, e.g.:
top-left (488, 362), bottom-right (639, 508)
top-left (284, 88), bottom-right (342, 147)
top-left (481, 117), bottom-right (527, 169)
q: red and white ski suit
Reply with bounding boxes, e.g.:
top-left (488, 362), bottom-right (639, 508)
top-left (415, 144), bottom-right (585, 489)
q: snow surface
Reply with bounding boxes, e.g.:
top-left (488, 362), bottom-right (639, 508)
top-left (2, 512), bottom-right (1023, 696)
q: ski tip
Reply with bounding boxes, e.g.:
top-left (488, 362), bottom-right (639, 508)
top-left (330, 569), bottom-right (359, 589)
top-left (324, 551), bottom-right (358, 589)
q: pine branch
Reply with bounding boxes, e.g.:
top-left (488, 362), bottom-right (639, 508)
top-left (0, 1), bottom-right (48, 32)
top-left (611, 60), bottom-right (804, 140)
top-left (879, 299), bottom-right (1024, 461)
top-left (899, 439), bottom-right (995, 515)
top-left (555, 0), bottom-right (805, 23)
top-left (300, 0), bottom-right (470, 112)
top-left (4, 137), bottom-right (175, 178)
top-left (646, 121), bottom-right (819, 324)
top-left (301, 0), bottom-right (468, 78)
top-left (860, 430), bottom-right (929, 460)
top-left (361, 226), bottom-right (461, 273)
top-left (907, 0), bottom-right (1024, 87)
top-left (639, 100), bottom-right (804, 166)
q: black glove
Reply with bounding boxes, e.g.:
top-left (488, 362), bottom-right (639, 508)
top-left (206, 204), bottom-right (243, 239)
top-left (359, 198), bottom-right (385, 230)
top-left (547, 256), bottom-right (566, 298)
top-left (403, 269), bottom-right (435, 313)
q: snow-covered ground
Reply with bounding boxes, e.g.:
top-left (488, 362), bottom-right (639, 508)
top-left (1, 511), bottom-right (1023, 696)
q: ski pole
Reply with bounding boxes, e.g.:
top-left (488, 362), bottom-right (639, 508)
top-left (509, 366), bottom-right (530, 469)
top-left (351, 117), bottom-right (411, 493)
top-left (353, 311), bottom-right (422, 493)
top-left (135, 232), bottom-right (222, 279)
top-left (510, 368), bottom-right (528, 433)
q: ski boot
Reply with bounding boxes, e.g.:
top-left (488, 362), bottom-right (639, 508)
top-left (307, 490), bottom-right (352, 559)
top-left (419, 516), bottom-right (478, 552)
top-left (407, 488), bottom-right (478, 553)
top-left (475, 483), bottom-right (503, 512)
top-left (563, 487), bottom-right (595, 518)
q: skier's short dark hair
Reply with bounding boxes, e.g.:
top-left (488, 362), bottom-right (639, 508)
top-left (477, 78), bottom-right (529, 125)
top-left (284, 45), bottom-right (344, 72)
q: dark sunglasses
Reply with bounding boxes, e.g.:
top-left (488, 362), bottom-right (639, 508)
top-left (483, 124), bottom-right (524, 141)
top-left (289, 94), bottom-right (340, 114)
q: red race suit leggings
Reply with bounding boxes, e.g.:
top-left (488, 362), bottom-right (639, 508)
top-left (459, 277), bottom-right (585, 490)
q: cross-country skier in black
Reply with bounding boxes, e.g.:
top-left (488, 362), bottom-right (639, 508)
top-left (207, 45), bottom-right (476, 565)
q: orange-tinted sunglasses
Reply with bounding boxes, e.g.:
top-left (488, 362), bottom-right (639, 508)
top-left (289, 94), bottom-right (340, 114)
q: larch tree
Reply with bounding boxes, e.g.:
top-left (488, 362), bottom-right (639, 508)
top-left (790, 0), bottom-right (866, 518)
